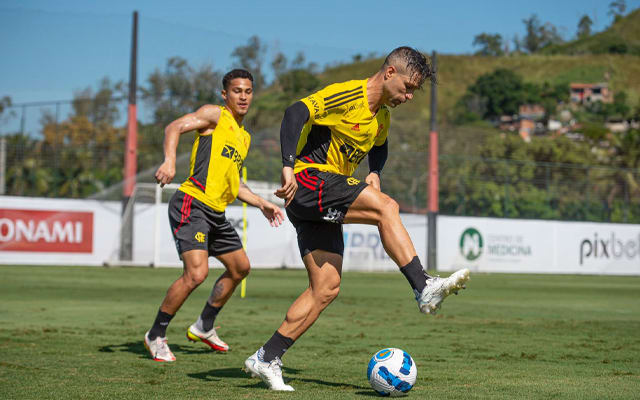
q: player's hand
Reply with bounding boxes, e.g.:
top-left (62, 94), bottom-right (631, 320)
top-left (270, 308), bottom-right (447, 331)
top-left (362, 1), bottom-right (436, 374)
top-left (260, 201), bottom-right (285, 227)
top-left (275, 167), bottom-right (297, 207)
top-left (155, 160), bottom-right (176, 187)
top-left (365, 172), bottom-right (381, 191)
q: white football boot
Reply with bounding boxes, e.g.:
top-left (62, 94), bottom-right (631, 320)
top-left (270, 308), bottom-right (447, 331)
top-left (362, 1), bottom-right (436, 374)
top-left (417, 268), bottom-right (470, 315)
top-left (186, 317), bottom-right (229, 352)
top-left (144, 331), bottom-right (176, 362)
top-left (243, 349), bottom-right (294, 391)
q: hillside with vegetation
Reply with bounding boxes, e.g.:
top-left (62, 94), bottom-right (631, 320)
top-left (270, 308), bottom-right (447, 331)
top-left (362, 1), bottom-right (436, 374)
top-left (543, 8), bottom-right (640, 56)
top-left (307, 55), bottom-right (640, 126)
top-left (2, 7), bottom-right (639, 222)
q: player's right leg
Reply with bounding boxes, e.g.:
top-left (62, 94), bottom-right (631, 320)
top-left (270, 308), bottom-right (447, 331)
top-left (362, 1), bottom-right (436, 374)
top-left (144, 191), bottom-right (210, 362)
top-left (344, 186), bottom-right (469, 314)
top-left (245, 249), bottom-right (343, 391)
top-left (145, 249), bottom-right (209, 361)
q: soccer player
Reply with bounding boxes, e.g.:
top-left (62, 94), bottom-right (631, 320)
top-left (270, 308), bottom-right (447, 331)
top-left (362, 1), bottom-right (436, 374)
top-left (243, 47), bottom-right (470, 390)
top-left (145, 69), bottom-right (285, 362)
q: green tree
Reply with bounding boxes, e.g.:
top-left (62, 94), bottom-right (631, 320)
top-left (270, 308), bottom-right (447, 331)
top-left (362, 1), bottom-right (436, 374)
top-left (522, 14), bottom-right (564, 53)
top-left (608, 0), bottom-right (627, 23)
top-left (231, 35), bottom-right (267, 91)
top-left (0, 96), bottom-right (13, 119)
top-left (464, 68), bottom-right (541, 119)
top-left (472, 33), bottom-right (504, 56)
top-left (142, 57), bottom-right (221, 127)
top-left (4, 134), bottom-right (53, 196)
top-left (35, 79), bottom-right (128, 197)
top-left (271, 52), bottom-right (288, 81)
top-left (612, 90), bottom-right (631, 117)
top-left (577, 15), bottom-right (593, 39)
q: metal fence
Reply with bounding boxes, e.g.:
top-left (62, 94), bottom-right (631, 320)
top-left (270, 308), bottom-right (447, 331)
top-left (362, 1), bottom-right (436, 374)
top-left (1, 97), bottom-right (639, 224)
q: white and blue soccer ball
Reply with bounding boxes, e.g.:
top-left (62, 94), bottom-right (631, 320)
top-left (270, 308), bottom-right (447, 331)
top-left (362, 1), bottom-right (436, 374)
top-left (367, 348), bottom-right (417, 396)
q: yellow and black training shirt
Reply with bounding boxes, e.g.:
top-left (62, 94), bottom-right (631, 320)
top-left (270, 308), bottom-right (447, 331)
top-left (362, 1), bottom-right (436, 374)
top-left (293, 79), bottom-right (389, 176)
top-left (178, 106), bottom-right (250, 212)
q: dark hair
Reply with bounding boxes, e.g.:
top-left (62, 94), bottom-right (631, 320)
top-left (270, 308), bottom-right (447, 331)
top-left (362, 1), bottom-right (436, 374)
top-left (222, 69), bottom-right (254, 90)
top-left (382, 46), bottom-right (434, 88)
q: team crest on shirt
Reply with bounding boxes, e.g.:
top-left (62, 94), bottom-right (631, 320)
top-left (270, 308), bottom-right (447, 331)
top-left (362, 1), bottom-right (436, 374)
top-left (194, 232), bottom-right (206, 243)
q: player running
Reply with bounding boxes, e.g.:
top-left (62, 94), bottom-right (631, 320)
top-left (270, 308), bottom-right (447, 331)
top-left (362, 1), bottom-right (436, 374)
top-left (145, 69), bottom-right (285, 362)
top-left (243, 47), bottom-right (470, 390)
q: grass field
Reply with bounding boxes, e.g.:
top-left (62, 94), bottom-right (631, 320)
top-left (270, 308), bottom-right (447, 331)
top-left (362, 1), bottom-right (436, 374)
top-left (0, 265), bottom-right (639, 399)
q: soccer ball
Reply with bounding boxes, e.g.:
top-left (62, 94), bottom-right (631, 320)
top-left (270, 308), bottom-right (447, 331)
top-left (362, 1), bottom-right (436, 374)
top-left (367, 348), bottom-right (417, 396)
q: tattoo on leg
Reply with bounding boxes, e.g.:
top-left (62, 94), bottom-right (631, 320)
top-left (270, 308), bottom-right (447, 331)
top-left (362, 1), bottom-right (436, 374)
top-left (212, 277), bottom-right (225, 301)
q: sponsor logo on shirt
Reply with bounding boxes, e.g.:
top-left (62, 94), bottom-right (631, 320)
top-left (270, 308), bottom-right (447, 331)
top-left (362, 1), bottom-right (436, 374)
top-left (339, 143), bottom-right (366, 164)
top-left (221, 144), bottom-right (244, 172)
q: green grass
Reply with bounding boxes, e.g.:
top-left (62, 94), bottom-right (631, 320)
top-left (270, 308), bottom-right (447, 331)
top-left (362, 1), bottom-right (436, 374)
top-left (0, 266), bottom-right (639, 399)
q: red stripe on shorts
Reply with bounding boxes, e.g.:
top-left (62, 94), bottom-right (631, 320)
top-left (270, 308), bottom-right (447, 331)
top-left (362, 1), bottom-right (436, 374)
top-left (295, 174), bottom-right (317, 191)
top-left (303, 169), bottom-right (318, 182)
top-left (298, 171), bottom-right (318, 187)
top-left (173, 194), bottom-right (193, 235)
top-left (318, 179), bottom-right (325, 212)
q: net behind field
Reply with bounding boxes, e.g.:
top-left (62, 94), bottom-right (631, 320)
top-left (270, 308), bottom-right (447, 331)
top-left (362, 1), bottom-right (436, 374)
top-left (2, 93), bottom-right (639, 223)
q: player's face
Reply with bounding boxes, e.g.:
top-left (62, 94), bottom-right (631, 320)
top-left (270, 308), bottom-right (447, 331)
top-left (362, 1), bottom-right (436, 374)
top-left (384, 67), bottom-right (420, 108)
top-left (222, 78), bottom-right (253, 117)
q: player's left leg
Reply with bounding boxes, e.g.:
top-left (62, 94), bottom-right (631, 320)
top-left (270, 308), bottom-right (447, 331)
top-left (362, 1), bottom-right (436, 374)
top-left (187, 248), bottom-right (250, 351)
top-left (344, 186), bottom-right (469, 314)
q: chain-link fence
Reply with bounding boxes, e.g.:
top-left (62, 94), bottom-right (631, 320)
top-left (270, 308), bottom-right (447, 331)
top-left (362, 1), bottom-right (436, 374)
top-left (1, 97), bottom-right (639, 224)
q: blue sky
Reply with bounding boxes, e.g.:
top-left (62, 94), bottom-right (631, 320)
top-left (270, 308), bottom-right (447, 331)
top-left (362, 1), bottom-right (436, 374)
top-left (1, 0), bottom-right (638, 104)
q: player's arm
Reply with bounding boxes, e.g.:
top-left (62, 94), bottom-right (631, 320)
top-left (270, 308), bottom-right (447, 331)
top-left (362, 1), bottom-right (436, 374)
top-left (155, 105), bottom-right (221, 187)
top-left (365, 139), bottom-right (388, 191)
top-left (275, 101), bottom-right (310, 206)
top-left (238, 182), bottom-right (285, 227)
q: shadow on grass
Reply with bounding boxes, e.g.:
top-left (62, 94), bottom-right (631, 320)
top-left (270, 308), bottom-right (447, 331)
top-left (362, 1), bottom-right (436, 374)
top-left (295, 378), bottom-right (368, 390)
top-left (189, 366), bottom-right (369, 392)
top-left (188, 367), bottom-right (250, 381)
top-left (354, 391), bottom-right (383, 397)
top-left (188, 367), bottom-right (287, 390)
top-left (99, 341), bottom-right (213, 358)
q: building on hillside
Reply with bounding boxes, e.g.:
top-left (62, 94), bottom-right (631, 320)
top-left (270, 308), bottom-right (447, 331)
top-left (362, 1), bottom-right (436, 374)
top-left (547, 119), bottom-right (562, 131)
top-left (570, 83), bottom-right (613, 104)
top-left (498, 104), bottom-right (546, 141)
top-left (605, 119), bottom-right (630, 133)
top-left (519, 104), bottom-right (545, 120)
top-left (519, 119), bottom-right (534, 143)
top-left (498, 115), bottom-right (518, 132)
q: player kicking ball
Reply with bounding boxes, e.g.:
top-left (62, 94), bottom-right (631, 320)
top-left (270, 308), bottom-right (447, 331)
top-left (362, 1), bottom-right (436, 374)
top-left (243, 47), bottom-right (470, 390)
top-left (145, 69), bottom-right (285, 362)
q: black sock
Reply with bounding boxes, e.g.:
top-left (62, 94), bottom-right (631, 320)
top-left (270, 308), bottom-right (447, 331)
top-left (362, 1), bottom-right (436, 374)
top-left (148, 310), bottom-right (174, 340)
top-left (200, 302), bottom-right (221, 331)
top-left (400, 256), bottom-right (430, 294)
top-left (261, 331), bottom-right (295, 362)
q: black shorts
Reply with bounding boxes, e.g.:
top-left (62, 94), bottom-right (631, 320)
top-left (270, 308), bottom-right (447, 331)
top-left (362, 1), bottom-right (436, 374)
top-left (168, 190), bottom-right (243, 257)
top-left (286, 168), bottom-right (368, 257)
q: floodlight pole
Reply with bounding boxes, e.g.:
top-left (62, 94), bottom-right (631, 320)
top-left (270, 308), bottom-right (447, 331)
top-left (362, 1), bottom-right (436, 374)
top-left (427, 51), bottom-right (438, 272)
top-left (120, 10), bottom-right (138, 261)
